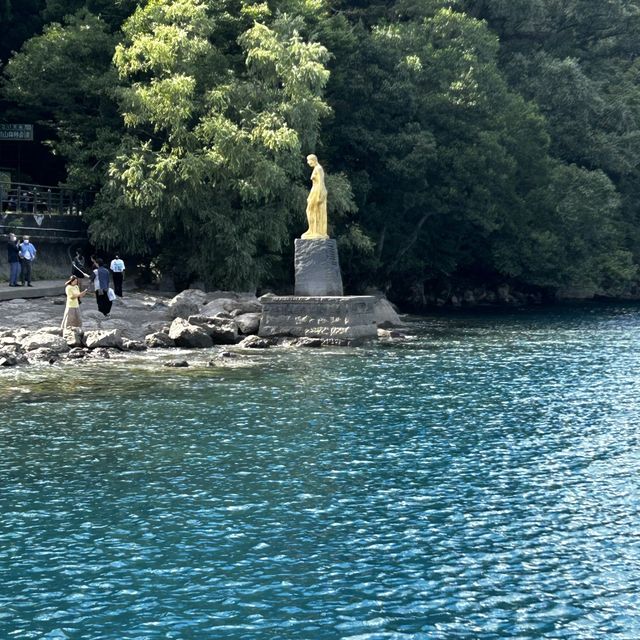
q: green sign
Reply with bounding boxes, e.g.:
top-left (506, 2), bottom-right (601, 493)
top-left (0, 124), bottom-right (34, 141)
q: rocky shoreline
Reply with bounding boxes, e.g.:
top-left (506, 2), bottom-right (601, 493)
top-left (0, 289), bottom-right (406, 368)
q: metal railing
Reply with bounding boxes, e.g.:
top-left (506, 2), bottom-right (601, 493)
top-left (0, 182), bottom-right (92, 216)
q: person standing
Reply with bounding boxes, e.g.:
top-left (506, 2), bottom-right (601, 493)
top-left (19, 235), bottom-right (37, 287)
top-left (61, 275), bottom-right (88, 330)
top-left (92, 257), bottom-right (112, 317)
top-left (110, 254), bottom-right (125, 297)
top-left (6, 233), bottom-right (21, 287)
top-left (72, 250), bottom-right (90, 280)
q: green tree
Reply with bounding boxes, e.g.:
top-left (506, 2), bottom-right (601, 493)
top-left (89, 0), bottom-right (349, 289)
top-left (321, 5), bottom-right (553, 297)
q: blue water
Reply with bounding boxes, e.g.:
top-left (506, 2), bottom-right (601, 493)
top-left (2, 305), bottom-right (640, 639)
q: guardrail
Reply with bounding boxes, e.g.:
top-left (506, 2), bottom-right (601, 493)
top-left (0, 182), bottom-right (92, 215)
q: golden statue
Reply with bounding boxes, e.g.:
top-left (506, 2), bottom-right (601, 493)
top-left (301, 154), bottom-right (329, 240)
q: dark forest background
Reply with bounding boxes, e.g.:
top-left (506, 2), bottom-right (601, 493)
top-left (3, 0), bottom-right (640, 307)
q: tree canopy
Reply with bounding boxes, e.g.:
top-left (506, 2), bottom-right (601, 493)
top-left (3, 0), bottom-right (640, 303)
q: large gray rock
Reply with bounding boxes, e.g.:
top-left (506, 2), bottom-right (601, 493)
top-left (63, 328), bottom-right (84, 348)
top-left (235, 312), bottom-right (261, 335)
top-left (294, 238), bottom-right (343, 296)
top-left (199, 298), bottom-right (237, 318)
top-left (145, 331), bottom-right (175, 348)
top-left (84, 329), bottom-right (123, 349)
top-left (21, 332), bottom-right (70, 353)
top-left (237, 335), bottom-right (271, 349)
top-left (168, 318), bottom-right (213, 348)
top-left (187, 315), bottom-right (238, 344)
top-left (372, 297), bottom-right (404, 328)
top-left (122, 338), bottom-right (147, 351)
top-left (166, 289), bottom-right (208, 320)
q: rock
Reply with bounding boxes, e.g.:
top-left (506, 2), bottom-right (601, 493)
top-left (168, 318), bottom-right (213, 348)
top-left (51, 299), bottom-right (65, 306)
top-left (234, 312), bottom-right (261, 335)
top-left (0, 354), bottom-right (18, 367)
top-left (166, 289), bottom-right (208, 320)
top-left (63, 328), bottom-right (84, 348)
top-left (145, 331), bottom-right (175, 348)
top-left (27, 348), bottom-right (60, 363)
top-left (293, 337), bottom-right (323, 348)
top-left (187, 315), bottom-right (238, 344)
top-left (164, 360), bottom-right (189, 367)
top-left (35, 326), bottom-right (63, 337)
top-left (87, 347), bottom-right (111, 359)
top-left (66, 347), bottom-right (87, 359)
top-left (199, 298), bottom-right (237, 318)
top-left (377, 328), bottom-right (408, 339)
top-left (84, 329), bottom-right (123, 349)
top-left (122, 338), bottom-right (147, 351)
top-left (372, 297), bottom-right (404, 328)
top-left (237, 335), bottom-right (271, 349)
top-left (21, 332), bottom-right (70, 353)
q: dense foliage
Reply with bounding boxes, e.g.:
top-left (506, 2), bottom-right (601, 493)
top-left (2, 0), bottom-right (640, 303)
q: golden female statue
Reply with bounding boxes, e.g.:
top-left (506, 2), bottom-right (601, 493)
top-left (301, 154), bottom-right (329, 240)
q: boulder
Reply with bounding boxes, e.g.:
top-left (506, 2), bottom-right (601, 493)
top-left (63, 328), bottom-right (84, 348)
top-left (199, 298), bottom-right (237, 318)
top-left (145, 331), bottom-right (175, 348)
top-left (122, 338), bottom-right (147, 351)
top-left (166, 289), bottom-right (208, 320)
top-left (0, 353), bottom-right (18, 367)
top-left (164, 360), bottom-right (189, 367)
top-left (21, 332), bottom-right (70, 353)
top-left (35, 326), bottom-right (63, 336)
top-left (87, 347), bottom-right (111, 359)
top-left (26, 348), bottom-right (60, 363)
top-left (187, 315), bottom-right (238, 344)
top-left (66, 347), bottom-right (87, 359)
top-left (234, 312), bottom-right (261, 335)
top-left (84, 329), bottom-right (123, 349)
top-left (237, 335), bottom-right (271, 349)
top-left (377, 328), bottom-right (408, 339)
top-left (372, 297), bottom-right (404, 328)
top-left (168, 318), bottom-right (213, 348)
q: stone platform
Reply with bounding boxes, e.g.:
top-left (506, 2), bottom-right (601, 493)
top-left (258, 295), bottom-right (378, 342)
top-left (0, 279), bottom-right (64, 302)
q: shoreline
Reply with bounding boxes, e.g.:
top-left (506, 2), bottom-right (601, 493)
top-left (0, 287), bottom-right (407, 368)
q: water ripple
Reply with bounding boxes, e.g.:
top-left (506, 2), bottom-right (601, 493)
top-left (1, 305), bottom-right (640, 638)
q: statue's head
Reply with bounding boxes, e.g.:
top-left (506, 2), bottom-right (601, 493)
top-left (306, 154), bottom-right (318, 167)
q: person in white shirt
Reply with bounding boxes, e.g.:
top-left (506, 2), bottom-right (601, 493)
top-left (110, 254), bottom-right (125, 297)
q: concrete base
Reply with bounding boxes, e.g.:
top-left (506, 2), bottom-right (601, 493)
top-left (294, 238), bottom-right (343, 296)
top-left (258, 294), bottom-right (378, 342)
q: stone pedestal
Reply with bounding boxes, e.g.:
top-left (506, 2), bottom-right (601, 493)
top-left (259, 295), bottom-right (378, 343)
top-left (294, 239), bottom-right (343, 297)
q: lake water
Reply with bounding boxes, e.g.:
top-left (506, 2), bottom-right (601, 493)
top-left (2, 304), bottom-right (640, 639)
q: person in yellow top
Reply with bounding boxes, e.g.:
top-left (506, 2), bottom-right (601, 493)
top-left (61, 275), bottom-right (88, 330)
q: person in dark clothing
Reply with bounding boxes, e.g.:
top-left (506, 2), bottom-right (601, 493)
top-left (6, 233), bottom-right (21, 286)
top-left (72, 250), bottom-right (90, 279)
top-left (110, 254), bottom-right (125, 297)
top-left (92, 258), bottom-right (112, 317)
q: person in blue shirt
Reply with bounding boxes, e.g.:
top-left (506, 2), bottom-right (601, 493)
top-left (19, 235), bottom-right (36, 287)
